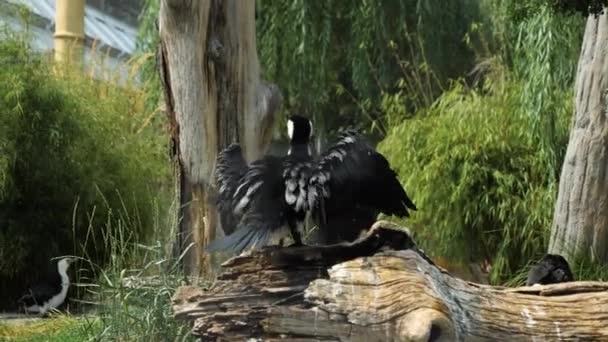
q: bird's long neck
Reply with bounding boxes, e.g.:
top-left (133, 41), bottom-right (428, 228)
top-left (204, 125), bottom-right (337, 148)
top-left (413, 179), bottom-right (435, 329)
top-left (57, 261), bottom-right (70, 286)
top-left (288, 142), bottom-right (311, 158)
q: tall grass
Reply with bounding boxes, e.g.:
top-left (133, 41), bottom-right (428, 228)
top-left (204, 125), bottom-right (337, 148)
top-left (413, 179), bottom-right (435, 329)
top-left (0, 316), bottom-right (84, 341)
top-left (69, 197), bottom-right (196, 342)
top-left (56, 32), bottom-right (192, 341)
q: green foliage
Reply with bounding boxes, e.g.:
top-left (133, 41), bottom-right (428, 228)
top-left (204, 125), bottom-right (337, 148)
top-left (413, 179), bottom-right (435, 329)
top-left (136, 0), bottom-right (161, 113)
top-left (73, 207), bottom-right (195, 342)
top-left (135, 0), bottom-right (482, 136)
top-left (257, 0), bottom-right (483, 135)
top-left (378, 71), bottom-right (572, 283)
top-left (481, 0), bottom-right (583, 173)
top-left (0, 29), bottom-right (171, 303)
top-left (377, 0), bottom-right (585, 284)
top-left (570, 256), bottom-right (608, 282)
top-left (483, 0), bottom-right (584, 68)
top-left (512, 4), bottom-right (583, 172)
top-left (0, 316), bottom-right (86, 341)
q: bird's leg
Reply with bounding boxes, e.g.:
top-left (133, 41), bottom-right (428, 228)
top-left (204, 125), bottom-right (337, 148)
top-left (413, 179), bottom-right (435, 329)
top-left (287, 219), bottom-right (303, 247)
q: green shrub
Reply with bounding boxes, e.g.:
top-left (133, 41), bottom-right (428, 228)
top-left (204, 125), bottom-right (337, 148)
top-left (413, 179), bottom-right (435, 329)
top-left (378, 70), bottom-right (571, 284)
top-left (377, 0), bottom-right (583, 284)
top-left (0, 29), bottom-right (171, 304)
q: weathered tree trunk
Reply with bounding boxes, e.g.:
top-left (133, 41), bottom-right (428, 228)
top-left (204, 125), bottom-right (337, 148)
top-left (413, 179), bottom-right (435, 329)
top-left (158, 0), bottom-right (282, 275)
top-left (550, 9), bottom-right (608, 263)
top-left (173, 221), bottom-right (608, 341)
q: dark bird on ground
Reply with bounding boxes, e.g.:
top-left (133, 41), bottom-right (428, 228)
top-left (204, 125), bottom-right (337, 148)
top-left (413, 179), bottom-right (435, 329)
top-left (18, 256), bottom-right (77, 314)
top-left (207, 115), bottom-right (416, 254)
top-left (526, 254), bottom-right (574, 286)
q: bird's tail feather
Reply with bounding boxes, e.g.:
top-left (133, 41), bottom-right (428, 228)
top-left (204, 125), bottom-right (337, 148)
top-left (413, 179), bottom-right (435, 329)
top-left (205, 224), bottom-right (272, 255)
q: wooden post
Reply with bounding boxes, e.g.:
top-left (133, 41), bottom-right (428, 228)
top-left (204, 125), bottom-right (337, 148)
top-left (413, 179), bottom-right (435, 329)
top-left (158, 0), bottom-right (282, 276)
top-left (173, 221), bottom-right (608, 341)
top-left (550, 6), bottom-right (608, 262)
top-left (54, 0), bottom-right (85, 64)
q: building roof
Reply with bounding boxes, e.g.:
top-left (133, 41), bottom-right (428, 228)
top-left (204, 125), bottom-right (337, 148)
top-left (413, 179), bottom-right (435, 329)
top-left (4, 0), bottom-right (138, 57)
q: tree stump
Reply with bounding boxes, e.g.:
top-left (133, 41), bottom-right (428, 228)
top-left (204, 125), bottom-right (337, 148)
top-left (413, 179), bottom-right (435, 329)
top-left (159, 0), bottom-right (282, 275)
top-left (173, 221), bottom-right (608, 341)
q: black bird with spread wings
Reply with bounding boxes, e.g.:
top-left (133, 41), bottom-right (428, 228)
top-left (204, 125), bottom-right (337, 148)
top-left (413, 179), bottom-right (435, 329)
top-left (207, 115), bottom-right (416, 254)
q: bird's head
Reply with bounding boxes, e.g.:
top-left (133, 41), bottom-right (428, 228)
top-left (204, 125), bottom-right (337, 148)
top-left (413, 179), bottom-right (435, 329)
top-left (287, 115), bottom-right (313, 145)
top-left (56, 256), bottom-right (77, 272)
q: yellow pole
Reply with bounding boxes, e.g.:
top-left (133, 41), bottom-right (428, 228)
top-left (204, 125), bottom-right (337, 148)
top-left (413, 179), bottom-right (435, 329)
top-left (54, 0), bottom-right (85, 64)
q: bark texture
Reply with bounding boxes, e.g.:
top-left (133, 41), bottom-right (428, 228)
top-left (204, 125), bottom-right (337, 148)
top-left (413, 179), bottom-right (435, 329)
top-left (159, 0), bottom-right (282, 275)
top-left (173, 221), bottom-right (608, 341)
top-left (550, 9), bottom-right (608, 262)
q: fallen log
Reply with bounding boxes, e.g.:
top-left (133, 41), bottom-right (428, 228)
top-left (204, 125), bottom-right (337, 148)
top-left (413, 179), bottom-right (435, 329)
top-left (173, 221), bottom-right (608, 341)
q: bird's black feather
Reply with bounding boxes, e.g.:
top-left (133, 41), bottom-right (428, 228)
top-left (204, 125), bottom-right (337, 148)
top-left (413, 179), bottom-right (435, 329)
top-left (526, 254), bottom-right (574, 286)
top-left (205, 218), bottom-right (274, 254)
top-left (215, 143), bottom-right (248, 235)
top-left (18, 281), bottom-right (60, 308)
top-left (207, 155), bottom-right (291, 254)
top-left (307, 130), bottom-right (416, 243)
top-left (283, 154), bottom-right (313, 214)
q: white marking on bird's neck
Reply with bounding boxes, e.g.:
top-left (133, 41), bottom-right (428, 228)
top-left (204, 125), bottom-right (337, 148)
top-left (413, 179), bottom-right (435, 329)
top-left (57, 259), bottom-right (71, 286)
top-left (288, 144), bottom-right (312, 157)
top-left (309, 120), bottom-right (313, 138)
top-left (287, 119), bottom-right (294, 140)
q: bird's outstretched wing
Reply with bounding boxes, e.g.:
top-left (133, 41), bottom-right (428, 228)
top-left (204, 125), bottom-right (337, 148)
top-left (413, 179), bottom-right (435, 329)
top-left (307, 130), bottom-right (416, 243)
top-left (207, 156), bottom-right (289, 254)
top-left (214, 143), bottom-right (248, 235)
